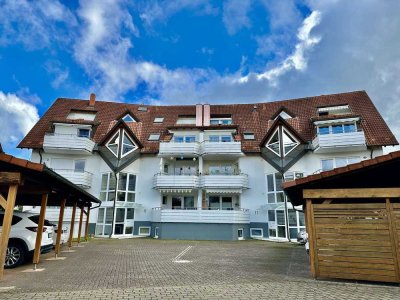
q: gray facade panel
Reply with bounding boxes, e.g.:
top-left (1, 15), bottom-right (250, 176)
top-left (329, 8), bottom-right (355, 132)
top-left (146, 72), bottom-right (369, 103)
top-left (151, 223), bottom-right (251, 241)
top-left (134, 221), bottom-right (152, 236)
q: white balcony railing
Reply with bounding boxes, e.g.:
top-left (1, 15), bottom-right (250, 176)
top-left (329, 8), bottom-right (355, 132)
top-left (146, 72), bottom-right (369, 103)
top-left (158, 142), bottom-right (201, 157)
top-left (153, 174), bottom-right (200, 189)
top-left (152, 207), bottom-right (250, 224)
top-left (201, 141), bottom-right (243, 156)
top-left (201, 174), bottom-right (248, 189)
top-left (312, 131), bottom-right (367, 153)
top-left (43, 133), bottom-right (95, 154)
top-left (53, 169), bottom-right (93, 189)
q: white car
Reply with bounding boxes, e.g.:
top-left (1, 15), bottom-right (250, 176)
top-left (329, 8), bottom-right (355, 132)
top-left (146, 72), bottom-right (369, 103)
top-left (0, 212), bottom-right (54, 268)
top-left (53, 225), bottom-right (69, 245)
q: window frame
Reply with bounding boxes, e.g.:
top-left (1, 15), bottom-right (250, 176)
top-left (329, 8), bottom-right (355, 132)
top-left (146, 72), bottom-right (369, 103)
top-left (77, 128), bottom-right (91, 138)
top-left (250, 228), bottom-right (263, 238)
top-left (148, 133), bottom-right (161, 141)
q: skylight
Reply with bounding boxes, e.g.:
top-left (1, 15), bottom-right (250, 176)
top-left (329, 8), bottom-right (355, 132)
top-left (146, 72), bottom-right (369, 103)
top-left (154, 117), bottom-right (164, 123)
top-left (243, 132), bottom-right (255, 140)
top-left (148, 134), bottom-right (161, 141)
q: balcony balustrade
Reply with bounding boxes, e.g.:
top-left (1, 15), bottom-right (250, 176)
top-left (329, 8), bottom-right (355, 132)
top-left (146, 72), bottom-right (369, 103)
top-left (312, 131), bottom-right (367, 153)
top-left (53, 169), bottom-right (93, 189)
top-left (43, 133), bottom-right (95, 154)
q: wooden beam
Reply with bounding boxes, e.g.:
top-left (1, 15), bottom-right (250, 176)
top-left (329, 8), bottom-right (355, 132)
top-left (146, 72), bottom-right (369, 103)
top-left (68, 202), bottom-right (77, 248)
top-left (84, 206), bottom-right (91, 242)
top-left (32, 194), bottom-right (48, 267)
top-left (0, 193), bottom-right (6, 209)
top-left (54, 199), bottom-right (66, 257)
top-left (0, 172), bottom-right (21, 185)
top-left (306, 199), bottom-right (318, 278)
top-left (303, 188), bottom-right (400, 199)
top-left (0, 184), bottom-right (18, 279)
top-left (77, 206), bottom-right (84, 245)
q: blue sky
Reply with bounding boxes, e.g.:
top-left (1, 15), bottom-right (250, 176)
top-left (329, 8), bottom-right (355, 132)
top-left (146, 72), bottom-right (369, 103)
top-left (1, 0), bottom-right (400, 158)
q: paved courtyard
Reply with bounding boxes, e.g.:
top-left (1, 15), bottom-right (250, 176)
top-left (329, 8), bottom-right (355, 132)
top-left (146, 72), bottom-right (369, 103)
top-left (0, 238), bottom-right (399, 299)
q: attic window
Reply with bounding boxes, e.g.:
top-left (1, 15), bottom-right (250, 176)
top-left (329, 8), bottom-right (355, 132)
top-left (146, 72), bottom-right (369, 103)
top-left (243, 132), bottom-right (255, 140)
top-left (122, 114), bottom-right (135, 122)
top-left (210, 116), bottom-right (232, 125)
top-left (176, 116), bottom-right (196, 125)
top-left (317, 105), bottom-right (351, 116)
top-left (277, 111), bottom-right (292, 120)
top-left (266, 127), bottom-right (299, 157)
top-left (67, 110), bottom-right (96, 121)
top-left (154, 117), bottom-right (164, 123)
top-left (138, 106), bottom-right (148, 112)
top-left (148, 134), bottom-right (160, 141)
top-left (106, 129), bottom-right (138, 158)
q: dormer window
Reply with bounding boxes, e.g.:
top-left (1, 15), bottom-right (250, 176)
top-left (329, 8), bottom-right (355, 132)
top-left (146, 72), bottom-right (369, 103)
top-left (243, 132), bottom-right (255, 140)
top-left (266, 127), bottom-right (299, 157)
top-left (176, 116), bottom-right (196, 125)
top-left (106, 129), bottom-right (138, 158)
top-left (277, 111), bottom-right (292, 120)
top-left (210, 116), bottom-right (232, 125)
top-left (315, 118), bottom-right (359, 135)
top-left (122, 114), bottom-right (135, 123)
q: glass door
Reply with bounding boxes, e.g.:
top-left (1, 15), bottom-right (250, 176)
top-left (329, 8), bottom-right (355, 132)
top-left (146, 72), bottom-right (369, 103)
top-left (276, 210), bottom-right (287, 239)
top-left (124, 208), bottom-right (134, 235)
top-left (114, 208), bottom-right (125, 235)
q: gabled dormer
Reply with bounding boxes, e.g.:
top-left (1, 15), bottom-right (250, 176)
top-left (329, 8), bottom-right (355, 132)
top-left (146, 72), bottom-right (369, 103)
top-left (260, 117), bottom-right (307, 172)
top-left (116, 110), bottom-right (138, 123)
top-left (98, 120), bottom-right (143, 172)
top-left (271, 107), bottom-right (295, 120)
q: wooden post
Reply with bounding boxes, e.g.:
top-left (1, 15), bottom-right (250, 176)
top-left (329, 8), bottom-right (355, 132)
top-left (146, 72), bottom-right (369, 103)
top-left (306, 199), bottom-right (318, 278)
top-left (32, 193), bottom-right (48, 268)
top-left (77, 206), bottom-right (84, 245)
top-left (68, 202), bottom-right (77, 249)
top-left (0, 184), bottom-right (19, 279)
top-left (55, 199), bottom-right (66, 258)
top-left (84, 206), bottom-right (91, 242)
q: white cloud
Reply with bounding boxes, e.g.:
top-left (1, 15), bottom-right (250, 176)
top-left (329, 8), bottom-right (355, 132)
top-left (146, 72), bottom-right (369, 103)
top-left (0, 91), bottom-right (39, 156)
top-left (222, 0), bottom-right (252, 35)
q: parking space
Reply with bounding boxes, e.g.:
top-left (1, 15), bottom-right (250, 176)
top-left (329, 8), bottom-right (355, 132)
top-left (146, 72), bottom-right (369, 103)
top-left (1, 239), bottom-right (399, 299)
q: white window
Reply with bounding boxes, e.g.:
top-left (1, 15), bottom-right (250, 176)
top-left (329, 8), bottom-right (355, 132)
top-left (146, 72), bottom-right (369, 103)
top-left (122, 114), bottom-right (135, 122)
top-left (277, 111), bottom-right (292, 120)
top-left (99, 173), bottom-right (116, 202)
top-left (317, 123), bottom-right (356, 135)
top-left (154, 117), bottom-right (164, 123)
top-left (173, 135), bottom-right (196, 143)
top-left (208, 135), bottom-right (232, 142)
top-left (243, 132), bottom-right (255, 140)
top-left (95, 207), bottom-right (113, 236)
top-left (208, 165), bottom-right (234, 175)
top-left (148, 134), bottom-right (160, 141)
top-left (321, 157), bottom-right (361, 171)
top-left (266, 127), bottom-right (299, 157)
top-left (250, 228), bottom-right (263, 238)
top-left (77, 128), bottom-right (90, 138)
top-left (266, 173), bottom-right (284, 204)
top-left (99, 172), bottom-right (136, 202)
top-left (106, 129), bottom-right (138, 158)
top-left (139, 227), bottom-right (151, 236)
top-left (210, 117), bottom-right (232, 125)
top-left (138, 106), bottom-right (147, 112)
top-left (176, 117), bottom-right (196, 124)
top-left (208, 196), bottom-right (233, 210)
top-left (318, 105), bottom-right (351, 116)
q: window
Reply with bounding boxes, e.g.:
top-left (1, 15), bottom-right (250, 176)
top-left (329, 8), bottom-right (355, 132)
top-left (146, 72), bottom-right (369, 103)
top-left (122, 114), bottom-right (135, 122)
top-left (277, 111), bottom-right (292, 120)
top-left (74, 160), bottom-right (85, 173)
top-left (321, 157), bottom-right (361, 171)
top-left (208, 196), bottom-right (233, 210)
top-left (317, 105), bottom-right (351, 116)
top-left (176, 116), bottom-right (196, 124)
top-left (238, 228), bottom-right (244, 240)
top-left (138, 106), bottom-right (147, 112)
top-left (266, 127), bottom-right (299, 157)
top-left (106, 129), bottom-right (138, 158)
top-left (267, 210), bottom-right (275, 222)
top-left (243, 132), bottom-right (255, 140)
top-left (154, 117), bottom-right (164, 123)
top-left (95, 207), bottom-right (113, 236)
top-left (210, 117), bottom-right (232, 125)
top-left (266, 129), bottom-right (280, 156)
top-left (148, 134), bottom-right (160, 141)
top-left (173, 135), bottom-right (196, 143)
top-left (171, 196), bottom-right (195, 209)
top-left (77, 128), bottom-right (90, 138)
top-left (317, 123), bottom-right (357, 135)
top-left (318, 126), bottom-right (329, 135)
top-left (282, 128), bottom-right (298, 155)
top-left (139, 227), bottom-right (151, 236)
top-left (266, 173), bottom-right (284, 203)
top-left (208, 135), bottom-right (232, 142)
top-left (100, 172), bottom-right (136, 202)
top-left (208, 165), bottom-right (234, 175)
top-left (250, 228), bottom-right (263, 238)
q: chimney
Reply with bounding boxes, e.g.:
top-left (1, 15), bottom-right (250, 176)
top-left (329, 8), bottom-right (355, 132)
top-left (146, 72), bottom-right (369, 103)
top-left (89, 93), bottom-right (96, 106)
top-left (203, 104), bottom-right (210, 126)
top-left (196, 104), bottom-right (203, 126)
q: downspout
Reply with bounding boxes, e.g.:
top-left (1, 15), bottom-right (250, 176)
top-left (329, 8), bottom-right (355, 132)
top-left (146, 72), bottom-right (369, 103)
top-left (370, 147), bottom-right (374, 159)
top-left (39, 149), bottom-right (43, 164)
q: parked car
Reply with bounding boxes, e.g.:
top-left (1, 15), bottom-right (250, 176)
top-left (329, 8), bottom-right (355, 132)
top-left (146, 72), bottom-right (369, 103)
top-left (53, 225), bottom-right (69, 245)
top-left (0, 212), bottom-right (54, 268)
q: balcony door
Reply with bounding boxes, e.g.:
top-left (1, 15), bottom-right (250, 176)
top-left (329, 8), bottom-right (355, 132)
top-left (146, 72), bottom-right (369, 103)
top-left (172, 196), bottom-right (195, 209)
top-left (113, 207), bottom-right (135, 236)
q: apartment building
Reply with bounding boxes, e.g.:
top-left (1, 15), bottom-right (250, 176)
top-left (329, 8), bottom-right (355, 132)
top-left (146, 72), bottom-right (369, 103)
top-left (18, 91), bottom-right (398, 241)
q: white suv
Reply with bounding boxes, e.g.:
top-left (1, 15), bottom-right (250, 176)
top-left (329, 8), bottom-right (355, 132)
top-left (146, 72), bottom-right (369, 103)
top-left (0, 212), bottom-right (54, 268)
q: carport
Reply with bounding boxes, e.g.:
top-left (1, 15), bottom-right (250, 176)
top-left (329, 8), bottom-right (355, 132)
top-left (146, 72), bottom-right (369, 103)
top-left (0, 151), bottom-right (100, 279)
top-left (283, 151), bottom-right (400, 283)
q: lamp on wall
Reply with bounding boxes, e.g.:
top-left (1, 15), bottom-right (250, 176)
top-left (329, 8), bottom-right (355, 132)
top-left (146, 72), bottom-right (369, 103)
top-left (193, 157), bottom-right (197, 161)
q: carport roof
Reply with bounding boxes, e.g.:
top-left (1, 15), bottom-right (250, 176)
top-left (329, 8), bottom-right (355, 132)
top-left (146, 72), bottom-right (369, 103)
top-left (283, 151), bottom-right (400, 206)
top-left (0, 152), bottom-right (101, 207)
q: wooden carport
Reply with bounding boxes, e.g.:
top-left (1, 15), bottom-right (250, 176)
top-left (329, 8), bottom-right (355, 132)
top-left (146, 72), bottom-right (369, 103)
top-left (283, 151), bottom-right (400, 283)
top-left (0, 152), bottom-right (100, 279)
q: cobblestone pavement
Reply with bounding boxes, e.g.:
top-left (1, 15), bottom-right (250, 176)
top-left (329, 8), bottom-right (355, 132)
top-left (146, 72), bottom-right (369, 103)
top-left (0, 239), bottom-right (399, 299)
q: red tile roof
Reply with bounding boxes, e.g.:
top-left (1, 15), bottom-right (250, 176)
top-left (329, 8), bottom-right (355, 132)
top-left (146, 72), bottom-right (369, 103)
top-left (18, 91), bottom-right (398, 153)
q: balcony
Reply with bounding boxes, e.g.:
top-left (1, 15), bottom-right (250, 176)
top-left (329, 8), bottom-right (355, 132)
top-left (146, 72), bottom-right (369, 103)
top-left (312, 131), bottom-right (367, 153)
top-left (201, 174), bottom-right (248, 191)
top-left (153, 174), bottom-right (200, 191)
top-left (43, 133), bottom-right (95, 155)
top-left (158, 142), bottom-right (201, 157)
top-left (152, 207), bottom-right (250, 224)
top-left (53, 169), bottom-right (93, 189)
top-left (201, 141), bottom-right (243, 157)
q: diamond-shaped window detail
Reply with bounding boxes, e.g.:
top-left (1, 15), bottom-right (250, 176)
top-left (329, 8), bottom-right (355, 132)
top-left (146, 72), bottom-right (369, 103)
top-left (122, 114), bottom-right (135, 122)
top-left (282, 128), bottom-right (299, 156)
top-left (266, 129), bottom-right (280, 156)
top-left (106, 129), bottom-right (137, 158)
